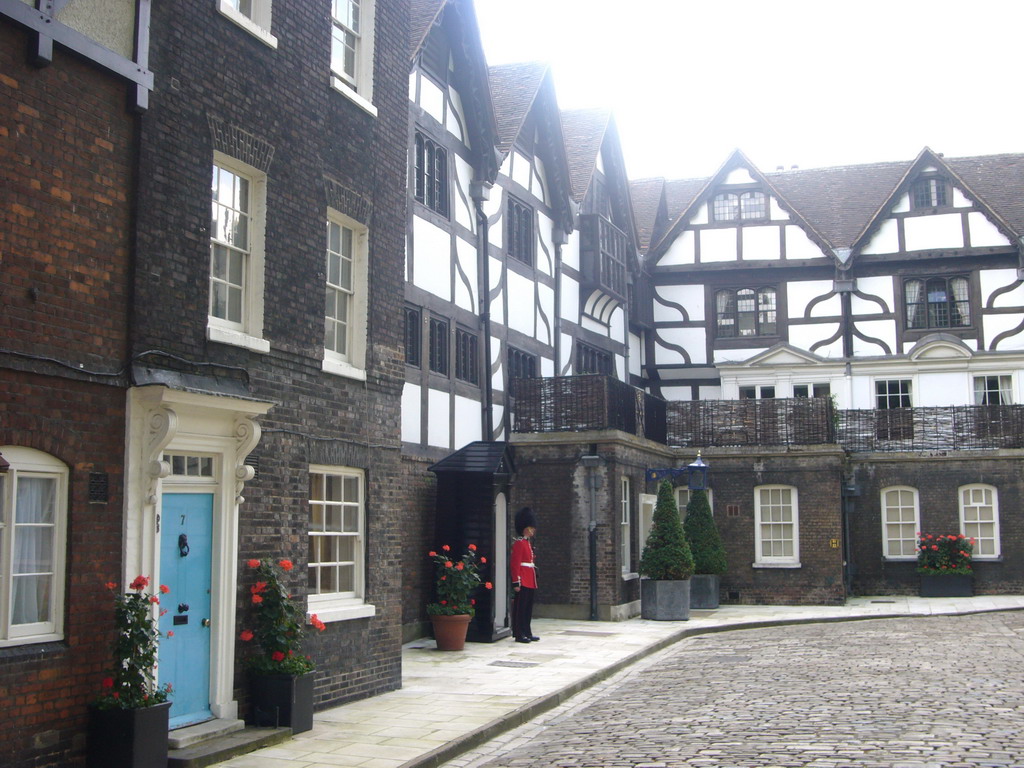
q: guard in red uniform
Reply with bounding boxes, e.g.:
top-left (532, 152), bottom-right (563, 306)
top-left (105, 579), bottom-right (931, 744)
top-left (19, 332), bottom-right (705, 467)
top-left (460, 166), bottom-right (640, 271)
top-left (511, 506), bottom-right (538, 643)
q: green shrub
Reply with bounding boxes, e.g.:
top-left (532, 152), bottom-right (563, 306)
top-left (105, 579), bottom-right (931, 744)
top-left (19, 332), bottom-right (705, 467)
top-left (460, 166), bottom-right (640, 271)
top-left (638, 480), bottom-right (694, 580)
top-left (683, 489), bottom-right (727, 575)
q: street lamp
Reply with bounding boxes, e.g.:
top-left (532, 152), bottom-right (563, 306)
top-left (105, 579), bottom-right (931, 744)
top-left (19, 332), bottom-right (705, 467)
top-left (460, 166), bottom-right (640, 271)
top-left (687, 452), bottom-right (708, 491)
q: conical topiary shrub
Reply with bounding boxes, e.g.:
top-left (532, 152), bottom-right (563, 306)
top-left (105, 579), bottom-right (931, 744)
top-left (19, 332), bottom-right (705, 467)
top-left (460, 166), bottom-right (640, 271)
top-left (639, 480), bottom-right (694, 580)
top-left (683, 489), bottom-right (726, 575)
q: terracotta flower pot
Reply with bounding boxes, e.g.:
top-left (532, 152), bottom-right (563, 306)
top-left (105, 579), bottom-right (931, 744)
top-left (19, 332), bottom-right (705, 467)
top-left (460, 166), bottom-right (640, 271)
top-left (430, 613), bottom-right (472, 651)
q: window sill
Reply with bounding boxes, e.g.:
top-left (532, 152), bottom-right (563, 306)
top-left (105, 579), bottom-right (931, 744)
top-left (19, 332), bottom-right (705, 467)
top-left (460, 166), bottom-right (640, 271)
top-left (216, 2), bottom-right (278, 48)
top-left (308, 601), bottom-right (376, 624)
top-left (882, 557), bottom-right (917, 563)
top-left (322, 356), bottom-right (367, 381)
top-left (208, 324), bottom-right (270, 353)
top-left (330, 77), bottom-right (378, 118)
top-left (621, 571), bottom-right (639, 581)
top-left (752, 561), bottom-right (801, 569)
top-left (0, 633), bottom-right (64, 650)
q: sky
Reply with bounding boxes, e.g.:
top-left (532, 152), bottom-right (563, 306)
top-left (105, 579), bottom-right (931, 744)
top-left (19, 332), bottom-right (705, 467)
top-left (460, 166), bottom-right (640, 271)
top-left (473, 0), bottom-right (1024, 181)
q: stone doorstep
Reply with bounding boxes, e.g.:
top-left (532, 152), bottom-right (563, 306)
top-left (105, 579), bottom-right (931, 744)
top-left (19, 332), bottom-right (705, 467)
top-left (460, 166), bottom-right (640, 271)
top-left (170, 718), bottom-right (245, 749)
top-left (167, 722), bottom-right (292, 768)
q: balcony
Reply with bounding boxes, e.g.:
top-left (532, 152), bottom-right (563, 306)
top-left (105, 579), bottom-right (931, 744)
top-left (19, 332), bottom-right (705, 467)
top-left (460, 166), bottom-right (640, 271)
top-left (510, 376), bottom-right (1024, 453)
top-left (580, 215), bottom-right (629, 300)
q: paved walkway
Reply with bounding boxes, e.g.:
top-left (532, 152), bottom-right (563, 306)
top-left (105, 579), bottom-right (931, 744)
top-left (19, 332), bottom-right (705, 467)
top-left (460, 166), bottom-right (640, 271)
top-left (213, 596), bottom-right (1024, 768)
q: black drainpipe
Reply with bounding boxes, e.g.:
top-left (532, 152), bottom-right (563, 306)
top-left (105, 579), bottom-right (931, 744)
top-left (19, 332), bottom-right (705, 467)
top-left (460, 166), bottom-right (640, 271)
top-left (472, 181), bottom-right (494, 440)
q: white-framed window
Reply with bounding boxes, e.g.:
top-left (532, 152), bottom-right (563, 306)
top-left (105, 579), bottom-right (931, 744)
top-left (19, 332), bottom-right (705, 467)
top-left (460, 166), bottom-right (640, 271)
top-left (330, 0), bottom-right (377, 116)
top-left (308, 466), bottom-right (374, 622)
top-left (216, 0), bottom-right (278, 48)
top-left (0, 447), bottom-right (68, 646)
top-left (881, 486), bottom-right (919, 559)
top-left (620, 477), bottom-right (631, 574)
top-left (974, 375), bottom-right (1013, 405)
top-left (209, 155), bottom-right (269, 353)
top-left (754, 485), bottom-right (799, 567)
top-left (959, 484), bottom-right (1000, 558)
top-left (638, 493), bottom-right (656, 563)
top-left (675, 488), bottom-right (714, 522)
top-left (323, 212), bottom-right (368, 380)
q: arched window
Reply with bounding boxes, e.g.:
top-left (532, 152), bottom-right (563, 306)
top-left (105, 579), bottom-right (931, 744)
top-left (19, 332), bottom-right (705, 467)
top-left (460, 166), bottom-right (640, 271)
top-left (0, 447), bottom-right (68, 645)
top-left (881, 486), bottom-right (919, 559)
top-left (715, 287), bottom-right (777, 338)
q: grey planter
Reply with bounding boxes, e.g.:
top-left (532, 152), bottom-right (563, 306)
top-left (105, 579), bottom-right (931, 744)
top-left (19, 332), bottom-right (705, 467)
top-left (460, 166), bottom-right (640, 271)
top-left (689, 574), bottom-right (720, 609)
top-left (641, 579), bottom-right (690, 620)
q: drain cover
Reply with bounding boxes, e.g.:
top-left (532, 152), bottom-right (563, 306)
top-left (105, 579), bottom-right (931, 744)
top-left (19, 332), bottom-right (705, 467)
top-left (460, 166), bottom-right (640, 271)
top-left (490, 660), bottom-right (539, 668)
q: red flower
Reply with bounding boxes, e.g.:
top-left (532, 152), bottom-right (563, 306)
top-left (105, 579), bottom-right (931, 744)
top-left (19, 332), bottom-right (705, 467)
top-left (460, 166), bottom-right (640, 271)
top-left (251, 581), bottom-right (267, 594)
top-left (468, 544), bottom-right (477, 551)
top-left (445, 561), bottom-right (453, 568)
top-left (272, 651), bottom-right (285, 662)
top-left (112, 692), bottom-right (119, 700)
top-left (104, 581), bottom-right (117, 591)
top-left (251, 594), bottom-right (263, 604)
top-left (159, 584), bottom-right (170, 594)
top-left (480, 557), bottom-right (487, 564)
top-left (279, 559), bottom-right (293, 571)
top-left (167, 631), bottom-right (174, 637)
top-left (240, 630), bottom-right (254, 642)
top-left (456, 561), bottom-right (465, 571)
top-left (310, 614), bottom-right (326, 632)
top-left (429, 551), bottom-right (437, 557)
top-left (442, 545), bottom-right (450, 552)
top-left (247, 559), bottom-right (260, 569)
top-left (471, 599), bottom-right (476, 605)
top-left (129, 575), bottom-right (149, 591)
top-left (485, 582), bottom-right (493, 590)
top-left (931, 545), bottom-right (939, 551)
top-left (440, 600), bottom-right (447, 605)
top-left (150, 596), bottom-right (160, 604)
top-left (101, 677), bottom-right (114, 689)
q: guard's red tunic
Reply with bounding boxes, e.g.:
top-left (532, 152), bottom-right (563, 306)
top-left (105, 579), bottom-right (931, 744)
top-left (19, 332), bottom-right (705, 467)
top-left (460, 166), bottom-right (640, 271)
top-left (511, 537), bottom-right (537, 589)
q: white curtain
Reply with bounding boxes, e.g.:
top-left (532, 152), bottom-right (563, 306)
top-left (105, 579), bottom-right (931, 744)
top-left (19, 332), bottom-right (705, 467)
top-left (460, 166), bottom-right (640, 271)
top-left (12, 477), bottom-right (55, 625)
top-left (905, 280), bottom-right (922, 328)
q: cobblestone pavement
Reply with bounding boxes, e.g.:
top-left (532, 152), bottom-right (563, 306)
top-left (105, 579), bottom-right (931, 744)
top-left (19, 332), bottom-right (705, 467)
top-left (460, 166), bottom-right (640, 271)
top-left (442, 613), bottom-right (1024, 768)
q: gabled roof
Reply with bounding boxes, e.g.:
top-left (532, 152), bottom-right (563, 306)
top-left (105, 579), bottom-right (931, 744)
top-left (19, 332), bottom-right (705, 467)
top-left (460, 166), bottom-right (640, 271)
top-left (629, 177), bottom-right (665, 253)
top-left (560, 108), bottom-right (611, 204)
top-left (409, 0), bottom-right (448, 61)
top-left (488, 62), bottom-right (549, 156)
top-left (946, 153), bottom-right (1024, 236)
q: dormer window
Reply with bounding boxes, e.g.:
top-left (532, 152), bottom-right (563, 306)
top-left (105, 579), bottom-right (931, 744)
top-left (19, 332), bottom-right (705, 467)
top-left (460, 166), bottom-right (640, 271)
top-left (712, 190), bottom-right (766, 222)
top-left (911, 176), bottom-right (949, 209)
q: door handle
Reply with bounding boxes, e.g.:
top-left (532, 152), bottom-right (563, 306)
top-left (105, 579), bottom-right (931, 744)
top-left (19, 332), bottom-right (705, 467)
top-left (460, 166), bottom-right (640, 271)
top-left (202, 618), bottom-right (210, 628)
top-left (178, 533), bottom-right (190, 557)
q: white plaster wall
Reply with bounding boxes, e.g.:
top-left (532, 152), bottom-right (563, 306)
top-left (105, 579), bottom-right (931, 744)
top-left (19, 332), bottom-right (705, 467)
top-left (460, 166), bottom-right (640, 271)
top-left (427, 389), bottom-right (450, 448)
top-left (852, 320), bottom-right (896, 356)
top-left (560, 333), bottom-right (574, 374)
top-left (860, 218), bottom-right (900, 255)
top-left (491, 338), bottom-right (503, 392)
top-left (690, 203), bottom-right (708, 226)
top-left (699, 385), bottom-right (723, 399)
top-left (852, 276), bottom-right (894, 314)
top-left (532, 156), bottom-right (548, 204)
top-left (742, 226), bottom-right (781, 260)
top-left (498, 155), bottom-right (512, 182)
top-left (952, 187), bottom-right (971, 208)
top-left (489, 257), bottom-right (505, 326)
top-left (401, 383), bottom-right (421, 444)
top-left (610, 307), bottom-right (624, 343)
top-left (492, 405), bottom-right (504, 438)
top-left (412, 217), bottom-right (451, 301)
top-left (969, 212), bottom-right (1011, 248)
top-left (981, 269), bottom-right (1024, 307)
top-left (486, 200), bottom-right (503, 249)
top-left (537, 283), bottom-right (554, 344)
top-left (724, 168), bottom-right (756, 184)
top-left (511, 151), bottom-right (531, 190)
top-left (629, 332), bottom-right (642, 376)
top-left (454, 237), bottom-right (478, 312)
top-left (581, 316), bottom-right (607, 335)
top-left (789, 323), bottom-right (842, 357)
top-left (848, 376), bottom-right (876, 409)
top-left (540, 356), bottom-right (555, 377)
top-left (714, 347), bottom-right (767, 364)
top-left (657, 328), bottom-right (707, 364)
top-left (453, 155), bottom-right (475, 231)
top-left (506, 270), bottom-right (534, 336)
top-left (788, 281), bottom-right (839, 319)
top-left (654, 284), bottom-right (702, 323)
top-left (984, 315), bottom-right (1024, 350)
top-left (560, 273), bottom-right (580, 323)
top-left (917, 372), bottom-right (966, 407)
top-left (562, 228), bottom-right (580, 271)
top-left (904, 213), bottom-right (964, 251)
top-left (419, 77), bottom-right (445, 124)
top-left (785, 226), bottom-right (825, 260)
top-left (453, 396), bottom-right (481, 448)
top-left (537, 211), bottom-right (554, 276)
top-left (699, 228), bottom-right (738, 263)
top-left (615, 355), bottom-right (625, 381)
top-left (660, 386), bottom-right (692, 401)
top-left (659, 230), bottom-right (696, 266)
top-left (891, 193), bottom-right (910, 214)
top-left (595, 149), bottom-right (605, 174)
top-left (57, 0), bottom-right (135, 58)
top-left (446, 87), bottom-right (465, 143)
top-left (769, 197), bottom-right (791, 221)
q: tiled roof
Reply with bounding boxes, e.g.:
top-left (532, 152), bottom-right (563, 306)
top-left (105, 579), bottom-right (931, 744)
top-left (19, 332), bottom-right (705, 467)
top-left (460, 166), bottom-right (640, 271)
top-left (664, 178), bottom-right (706, 225)
top-left (628, 177), bottom-right (664, 252)
top-left (560, 108), bottom-right (610, 203)
top-left (946, 153), bottom-right (1024, 237)
top-left (488, 62), bottom-right (549, 155)
top-left (409, 0), bottom-right (447, 60)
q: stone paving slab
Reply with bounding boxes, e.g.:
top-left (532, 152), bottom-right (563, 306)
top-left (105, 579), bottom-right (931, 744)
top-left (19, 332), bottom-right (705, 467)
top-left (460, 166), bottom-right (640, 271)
top-left (211, 596), bottom-right (1024, 768)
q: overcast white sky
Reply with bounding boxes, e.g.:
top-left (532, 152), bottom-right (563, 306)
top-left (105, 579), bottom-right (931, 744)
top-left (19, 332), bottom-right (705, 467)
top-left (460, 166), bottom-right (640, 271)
top-left (474, 0), bottom-right (1024, 180)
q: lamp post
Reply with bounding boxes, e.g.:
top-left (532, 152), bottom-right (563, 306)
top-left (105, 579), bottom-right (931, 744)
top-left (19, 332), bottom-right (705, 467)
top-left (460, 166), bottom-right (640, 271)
top-left (580, 453), bottom-right (604, 621)
top-left (687, 452), bottom-right (708, 491)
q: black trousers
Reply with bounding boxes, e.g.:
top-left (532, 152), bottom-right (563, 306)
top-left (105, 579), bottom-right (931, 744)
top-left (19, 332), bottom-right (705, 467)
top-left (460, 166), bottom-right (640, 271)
top-left (511, 586), bottom-right (535, 639)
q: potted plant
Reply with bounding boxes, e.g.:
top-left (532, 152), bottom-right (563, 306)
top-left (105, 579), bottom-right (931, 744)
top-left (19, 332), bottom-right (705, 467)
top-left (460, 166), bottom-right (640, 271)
top-left (639, 480), bottom-right (695, 620)
top-left (239, 558), bottom-right (326, 733)
top-left (88, 576), bottom-right (173, 768)
top-left (427, 544), bottom-right (492, 650)
top-left (683, 488), bottom-right (727, 609)
top-left (917, 532), bottom-right (975, 597)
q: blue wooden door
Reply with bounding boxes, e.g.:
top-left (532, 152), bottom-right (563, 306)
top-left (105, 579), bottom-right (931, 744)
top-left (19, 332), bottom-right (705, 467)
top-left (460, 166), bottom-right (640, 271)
top-left (159, 493), bottom-right (214, 729)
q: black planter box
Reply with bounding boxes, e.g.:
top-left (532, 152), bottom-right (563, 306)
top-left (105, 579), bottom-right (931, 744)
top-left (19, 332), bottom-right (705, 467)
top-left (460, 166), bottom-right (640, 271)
top-left (87, 701), bottom-right (170, 768)
top-left (250, 671), bottom-right (315, 733)
top-left (919, 574), bottom-right (973, 597)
